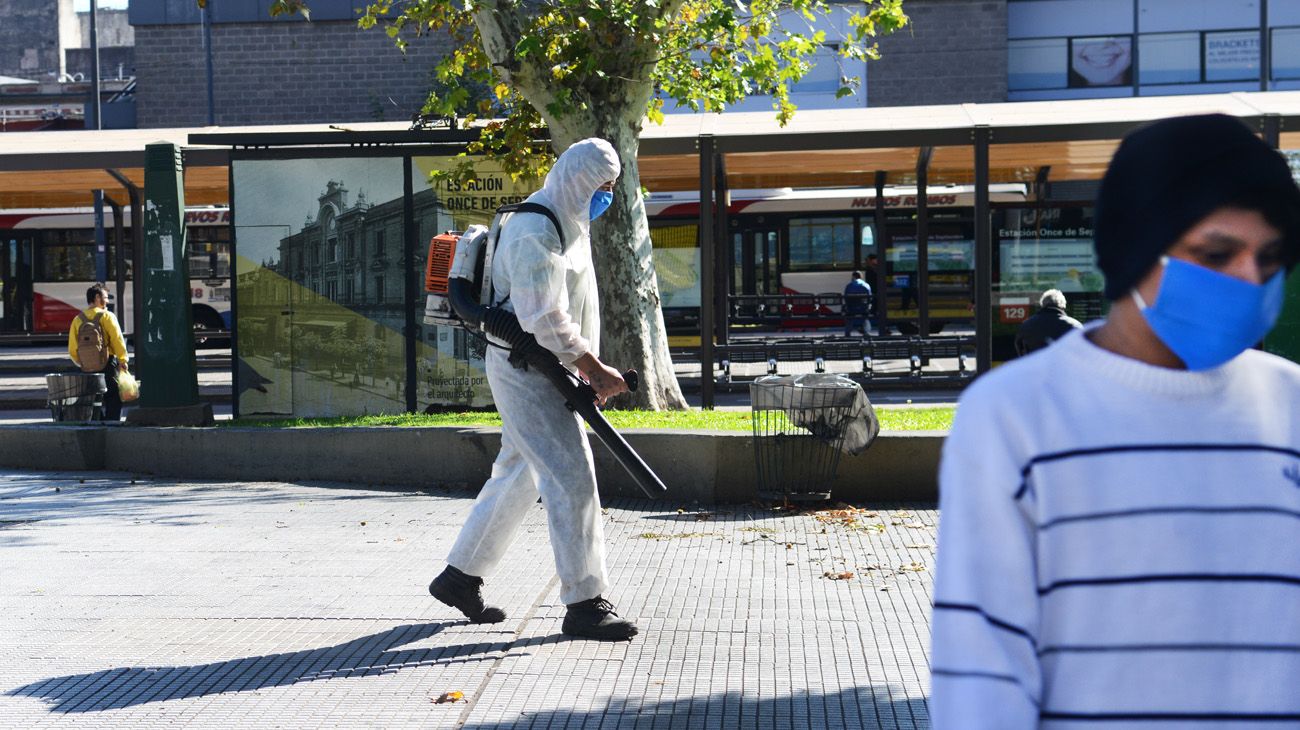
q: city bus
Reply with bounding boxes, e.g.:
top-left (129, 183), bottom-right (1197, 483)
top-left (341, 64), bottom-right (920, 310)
top-left (0, 206), bottom-right (232, 337)
top-left (644, 184), bottom-right (1029, 337)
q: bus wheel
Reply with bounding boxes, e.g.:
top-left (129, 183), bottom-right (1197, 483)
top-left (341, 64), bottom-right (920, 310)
top-left (192, 305), bottom-right (225, 345)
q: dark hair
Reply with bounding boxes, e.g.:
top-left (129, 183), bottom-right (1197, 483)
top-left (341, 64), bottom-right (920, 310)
top-left (851, 270), bottom-right (863, 280)
top-left (86, 283), bottom-right (109, 304)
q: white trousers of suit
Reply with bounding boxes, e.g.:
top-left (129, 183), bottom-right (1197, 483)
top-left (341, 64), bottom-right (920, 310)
top-left (445, 346), bottom-right (609, 605)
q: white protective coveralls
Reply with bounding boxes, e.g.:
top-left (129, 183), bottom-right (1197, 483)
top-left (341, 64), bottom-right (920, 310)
top-left (445, 139), bottom-right (621, 605)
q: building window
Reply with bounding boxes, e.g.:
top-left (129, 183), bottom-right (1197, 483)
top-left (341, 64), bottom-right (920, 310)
top-left (1008, 38), bottom-right (1068, 90)
top-left (346, 233), bottom-right (356, 259)
top-left (1013, 27), bottom-right (1281, 92)
top-left (1139, 32), bottom-right (1200, 84)
top-left (790, 44), bottom-right (846, 95)
top-left (1275, 27), bottom-right (1300, 80)
top-left (375, 229), bottom-right (386, 258)
top-left (344, 277), bottom-right (353, 303)
top-left (374, 275), bottom-right (385, 302)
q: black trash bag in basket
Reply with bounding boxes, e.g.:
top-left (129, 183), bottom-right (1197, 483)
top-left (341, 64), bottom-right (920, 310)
top-left (750, 374), bottom-right (880, 500)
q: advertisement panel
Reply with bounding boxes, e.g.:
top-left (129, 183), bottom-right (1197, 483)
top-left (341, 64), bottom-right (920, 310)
top-left (994, 207), bottom-right (1104, 359)
top-left (233, 157), bottom-right (409, 418)
top-left (412, 158), bottom-right (540, 410)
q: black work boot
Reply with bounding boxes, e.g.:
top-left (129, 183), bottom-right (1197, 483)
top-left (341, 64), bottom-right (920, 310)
top-left (562, 596), bottom-right (638, 641)
top-left (429, 566), bottom-right (507, 624)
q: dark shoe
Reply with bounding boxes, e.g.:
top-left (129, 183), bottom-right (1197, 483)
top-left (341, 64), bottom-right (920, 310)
top-left (429, 566), bottom-right (507, 624)
top-left (562, 596), bottom-right (638, 641)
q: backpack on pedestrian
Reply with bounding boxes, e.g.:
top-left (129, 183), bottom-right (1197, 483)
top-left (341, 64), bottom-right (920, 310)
top-left (75, 311), bottom-right (110, 373)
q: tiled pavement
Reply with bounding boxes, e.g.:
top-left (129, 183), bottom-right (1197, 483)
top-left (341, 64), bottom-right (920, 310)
top-left (0, 470), bottom-right (935, 728)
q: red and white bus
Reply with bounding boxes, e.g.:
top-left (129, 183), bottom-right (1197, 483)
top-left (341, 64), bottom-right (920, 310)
top-left (0, 207), bottom-right (232, 336)
top-left (644, 184), bottom-right (1029, 335)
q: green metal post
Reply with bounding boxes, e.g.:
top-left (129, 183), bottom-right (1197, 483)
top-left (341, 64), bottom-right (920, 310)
top-left (128, 142), bottom-right (208, 423)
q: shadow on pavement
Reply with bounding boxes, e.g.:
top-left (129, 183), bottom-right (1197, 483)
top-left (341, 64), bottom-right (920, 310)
top-left (8, 623), bottom-right (572, 713)
top-left (462, 686), bottom-right (931, 729)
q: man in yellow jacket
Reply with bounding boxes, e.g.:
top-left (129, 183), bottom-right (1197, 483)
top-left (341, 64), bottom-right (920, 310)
top-left (67, 283), bottom-right (129, 421)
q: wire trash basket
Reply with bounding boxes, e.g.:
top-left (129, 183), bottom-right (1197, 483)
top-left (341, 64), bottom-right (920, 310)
top-left (46, 373), bottom-right (106, 422)
top-left (750, 373), bottom-right (878, 502)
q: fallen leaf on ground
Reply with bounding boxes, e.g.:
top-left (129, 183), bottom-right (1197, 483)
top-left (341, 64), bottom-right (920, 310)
top-left (434, 691), bottom-right (464, 704)
top-left (823, 571), bottom-right (854, 581)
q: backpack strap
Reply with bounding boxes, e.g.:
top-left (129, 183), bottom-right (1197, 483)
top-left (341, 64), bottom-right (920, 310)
top-left (490, 202), bottom-right (567, 309)
top-left (497, 202), bottom-right (565, 245)
top-left (92, 311), bottom-right (104, 326)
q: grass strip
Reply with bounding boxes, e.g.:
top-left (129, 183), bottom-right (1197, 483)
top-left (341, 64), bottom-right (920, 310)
top-left (227, 406), bottom-right (953, 432)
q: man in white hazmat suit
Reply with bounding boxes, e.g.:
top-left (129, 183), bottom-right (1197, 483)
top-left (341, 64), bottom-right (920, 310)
top-left (429, 138), bottom-right (638, 641)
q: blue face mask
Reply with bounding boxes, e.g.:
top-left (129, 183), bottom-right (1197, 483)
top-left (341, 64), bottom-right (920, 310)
top-left (589, 190), bottom-right (614, 220)
top-left (1133, 256), bottom-right (1286, 371)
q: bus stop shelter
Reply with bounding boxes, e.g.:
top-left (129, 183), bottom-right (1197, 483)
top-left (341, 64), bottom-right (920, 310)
top-left (3, 91), bottom-right (1299, 409)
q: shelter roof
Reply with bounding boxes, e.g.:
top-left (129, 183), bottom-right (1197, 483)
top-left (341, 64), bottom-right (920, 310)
top-left (1, 92), bottom-right (1297, 207)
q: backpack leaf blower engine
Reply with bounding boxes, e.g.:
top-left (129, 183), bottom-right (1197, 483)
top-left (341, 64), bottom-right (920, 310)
top-left (424, 223), bottom-right (668, 499)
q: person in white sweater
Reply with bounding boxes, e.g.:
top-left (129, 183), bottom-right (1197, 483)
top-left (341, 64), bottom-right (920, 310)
top-left (930, 114), bottom-right (1300, 728)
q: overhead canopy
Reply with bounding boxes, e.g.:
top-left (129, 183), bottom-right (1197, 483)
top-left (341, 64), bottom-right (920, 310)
top-left (1, 91), bottom-right (1298, 207)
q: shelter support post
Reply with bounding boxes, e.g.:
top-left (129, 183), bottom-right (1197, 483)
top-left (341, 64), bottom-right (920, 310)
top-left (93, 190), bottom-right (108, 282)
top-left (104, 194), bottom-right (126, 327)
top-left (1034, 166), bottom-right (1052, 203)
top-left (105, 168), bottom-right (144, 341)
top-left (699, 135), bottom-right (715, 409)
top-left (403, 157), bottom-right (417, 413)
top-left (1262, 115), bottom-right (1281, 148)
top-left (974, 126), bottom-right (992, 374)
top-left (873, 171), bottom-right (888, 330)
top-left (916, 147), bottom-right (932, 338)
top-left (715, 152), bottom-right (729, 347)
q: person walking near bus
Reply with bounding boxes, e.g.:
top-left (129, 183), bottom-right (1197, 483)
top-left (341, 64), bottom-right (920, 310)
top-left (930, 114), bottom-right (1300, 727)
top-left (1013, 288), bottom-right (1082, 356)
top-left (427, 138), bottom-right (639, 641)
top-left (842, 270), bottom-right (872, 337)
top-left (67, 283), bottom-right (129, 421)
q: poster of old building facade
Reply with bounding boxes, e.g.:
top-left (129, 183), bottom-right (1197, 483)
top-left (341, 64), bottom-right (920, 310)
top-left (232, 154), bottom-right (538, 418)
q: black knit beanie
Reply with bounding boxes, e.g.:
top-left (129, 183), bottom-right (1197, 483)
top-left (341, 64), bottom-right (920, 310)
top-left (1094, 113), bottom-right (1300, 300)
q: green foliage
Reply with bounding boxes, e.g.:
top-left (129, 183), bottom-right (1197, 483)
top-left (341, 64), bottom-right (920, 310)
top-left (343, 0), bottom-right (907, 183)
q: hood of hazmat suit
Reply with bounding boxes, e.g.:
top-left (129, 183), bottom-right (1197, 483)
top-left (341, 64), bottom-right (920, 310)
top-left (492, 138), bottom-right (621, 363)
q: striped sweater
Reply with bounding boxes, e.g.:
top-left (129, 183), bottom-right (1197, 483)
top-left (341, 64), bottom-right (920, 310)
top-left (929, 327), bottom-right (1300, 728)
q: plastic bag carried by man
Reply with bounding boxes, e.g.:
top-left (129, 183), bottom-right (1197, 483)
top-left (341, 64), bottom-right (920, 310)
top-left (428, 138), bottom-right (640, 641)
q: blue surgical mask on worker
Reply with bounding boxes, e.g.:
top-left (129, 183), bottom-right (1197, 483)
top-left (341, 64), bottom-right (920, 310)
top-left (589, 190), bottom-right (613, 220)
top-left (1132, 256), bottom-right (1286, 371)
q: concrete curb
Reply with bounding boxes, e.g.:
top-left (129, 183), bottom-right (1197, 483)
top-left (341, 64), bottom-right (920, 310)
top-left (0, 425), bottom-right (943, 503)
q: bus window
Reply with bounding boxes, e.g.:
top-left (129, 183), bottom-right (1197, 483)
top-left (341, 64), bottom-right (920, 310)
top-left (788, 217), bottom-right (854, 270)
top-left (37, 243), bottom-right (96, 282)
top-left (860, 223), bottom-right (877, 258)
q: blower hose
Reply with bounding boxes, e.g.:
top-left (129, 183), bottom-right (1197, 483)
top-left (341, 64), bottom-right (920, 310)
top-left (448, 278), bottom-right (668, 499)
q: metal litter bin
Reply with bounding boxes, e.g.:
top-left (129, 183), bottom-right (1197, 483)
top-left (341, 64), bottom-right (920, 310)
top-left (750, 374), bottom-right (878, 502)
top-left (46, 373), bottom-right (106, 422)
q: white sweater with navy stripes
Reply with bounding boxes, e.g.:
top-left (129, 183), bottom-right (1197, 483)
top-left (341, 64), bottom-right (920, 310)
top-left (930, 327), bottom-right (1300, 729)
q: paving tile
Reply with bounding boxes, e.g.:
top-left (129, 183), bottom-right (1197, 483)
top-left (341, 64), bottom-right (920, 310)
top-left (0, 471), bottom-right (934, 728)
